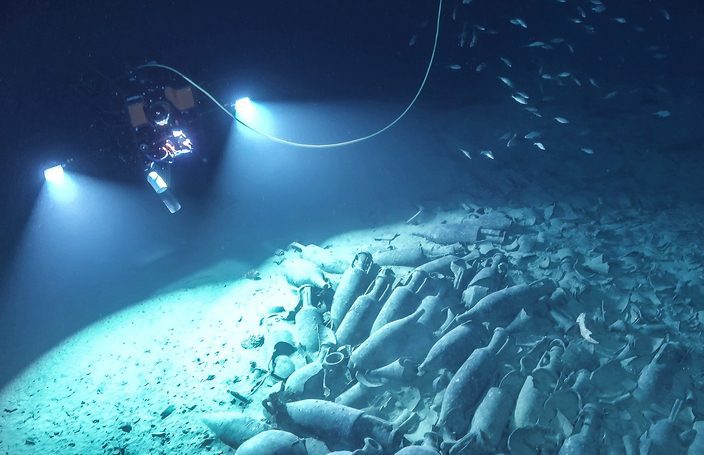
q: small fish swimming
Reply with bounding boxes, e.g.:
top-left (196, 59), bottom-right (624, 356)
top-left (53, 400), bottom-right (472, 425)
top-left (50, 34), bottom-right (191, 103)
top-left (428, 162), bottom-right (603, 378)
top-left (510, 18), bottom-right (528, 28)
top-left (449, 64), bottom-right (462, 70)
top-left (653, 110), bottom-right (671, 118)
top-left (581, 148), bottom-right (594, 155)
top-left (524, 131), bottom-right (542, 139)
top-left (408, 34), bottom-right (417, 46)
top-left (511, 94), bottom-right (529, 105)
top-left (534, 142), bottom-right (546, 151)
top-left (557, 71), bottom-right (571, 78)
top-left (479, 150), bottom-right (495, 160)
top-left (475, 62), bottom-right (487, 72)
top-left (613, 17), bottom-right (627, 24)
top-left (459, 148), bottom-right (472, 159)
top-left (500, 57), bottom-right (512, 68)
top-left (603, 91), bottom-right (618, 99)
top-left (588, 77), bottom-right (600, 88)
top-left (524, 41), bottom-right (545, 48)
top-left (506, 133), bottom-right (518, 148)
top-left (524, 107), bottom-right (542, 117)
top-left (592, 5), bottom-right (606, 13)
top-left (554, 116), bottom-right (570, 124)
top-left (499, 76), bottom-right (514, 88)
top-left (661, 9), bottom-right (670, 21)
top-left (469, 30), bottom-right (478, 47)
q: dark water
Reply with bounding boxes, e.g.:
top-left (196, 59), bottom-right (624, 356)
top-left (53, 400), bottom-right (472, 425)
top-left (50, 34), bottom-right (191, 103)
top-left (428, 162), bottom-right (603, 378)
top-left (1, 0), bottom-right (703, 453)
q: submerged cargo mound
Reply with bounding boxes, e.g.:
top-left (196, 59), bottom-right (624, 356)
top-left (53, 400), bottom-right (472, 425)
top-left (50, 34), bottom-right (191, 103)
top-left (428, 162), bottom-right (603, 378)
top-left (2, 197), bottom-right (704, 454)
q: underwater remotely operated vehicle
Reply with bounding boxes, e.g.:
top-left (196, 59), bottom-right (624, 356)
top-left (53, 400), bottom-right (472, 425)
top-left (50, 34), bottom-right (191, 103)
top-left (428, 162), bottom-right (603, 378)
top-left (125, 75), bottom-right (198, 213)
top-left (42, 0), bottom-right (443, 214)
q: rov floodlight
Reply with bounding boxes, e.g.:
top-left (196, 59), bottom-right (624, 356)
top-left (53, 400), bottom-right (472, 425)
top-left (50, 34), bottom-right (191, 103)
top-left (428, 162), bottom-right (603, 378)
top-left (234, 97), bottom-right (254, 118)
top-left (146, 170), bottom-right (168, 194)
top-left (44, 165), bottom-right (65, 183)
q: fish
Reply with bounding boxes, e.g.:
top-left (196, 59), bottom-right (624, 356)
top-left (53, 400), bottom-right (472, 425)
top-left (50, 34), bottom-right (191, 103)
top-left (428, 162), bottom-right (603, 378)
top-left (577, 6), bottom-right (586, 18)
top-left (475, 62), bottom-right (487, 72)
top-left (570, 17), bottom-right (583, 24)
top-left (408, 34), bottom-right (417, 46)
top-left (653, 110), bottom-right (671, 118)
top-left (459, 148), bottom-right (472, 159)
top-left (592, 5), bottom-right (606, 13)
top-left (571, 76), bottom-right (582, 87)
top-left (613, 17), bottom-right (627, 24)
top-left (541, 74), bottom-right (553, 80)
top-left (565, 43), bottom-right (575, 53)
top-left (554, 116), bottom-right (570, 124)
top-left (449, 64), bottom-right (462, 70)
top-left (499, 132), bottom-right (513, 141)
top-left (588, 77), bottom-right (600, 88)
top-left (557, 71), bottom-right (571, 78)
top-left (534, 142), bottom-right (546, 151)
top-left (516, 91), bottom-right (530, 99)
top-left (524, 107), bottom-right (542, 117)
top-left (479, 150), bottom-right (495, 160)
top-left (498, 76), bottom-right (514, 88)
top-left (581, 148), bottom-right (594, 155)
top-left (524, 41), bottom-right (545, 48)
top-left (509, 18), bottom-right (528, 28)
top-left (500, 57), bottom-right (512, 68)
top-left (661, 9), bottom-right (670, 20)
top-left (576, 313), bottom-right (599, 344)
top-left (506, 133), bottom-right (518, 148)
top-left (469, 29), bottom-right (478, 47)
top-left (603, 91), bottom-right (618, 99)
top-left (524, 131), bottom-right (542, 139)
top-left (511, 94), bottom-right (529, 105)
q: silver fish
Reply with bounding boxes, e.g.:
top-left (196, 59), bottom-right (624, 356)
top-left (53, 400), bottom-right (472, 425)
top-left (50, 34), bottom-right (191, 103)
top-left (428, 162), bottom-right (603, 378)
top-left (480, 150), bottom-right (495, 159)
top-left (603, 91), bottom-right (618, 99)
top-left (459, 148), bottom-right (472, 159)
top-left (475, 62), bottom-right (487, 72)
top-left (613, 17), bottom-right (626, 24)
top-left (661, 9), bottom-right (670, 20)
top-left (511, 94), bottom-right (528, 105)
top-left (469, 30), bottom-right (478, 47)
top-left (581, 148), bottom-right (594, 155)
top-left (589, 77), bottom-right (600, 88)
top-left (524, 131), bottom-right (542, 139)
top-left (510, 18), bottom-right (528, 28)
top-left (506, 133), bottom-right (518, 147)
top-left (500, 57), bottom-right (512, 68)
top-left (449, 64), bottom-right (462, 70)
top-left (554, 116), bottom-right (570, 124)
top-left (524, 107), bottom-right (542, 117)
top-left (499, 76), bottom-right (514, 88)
top-left (653, 110), bottom-right (671, 118)
top-left (534, 142), bottom-right (546, 151)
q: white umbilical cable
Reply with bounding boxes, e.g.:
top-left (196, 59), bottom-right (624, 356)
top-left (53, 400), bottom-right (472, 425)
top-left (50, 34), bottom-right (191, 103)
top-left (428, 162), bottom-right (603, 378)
top-left (138, 0), bottom-right (443, 148)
